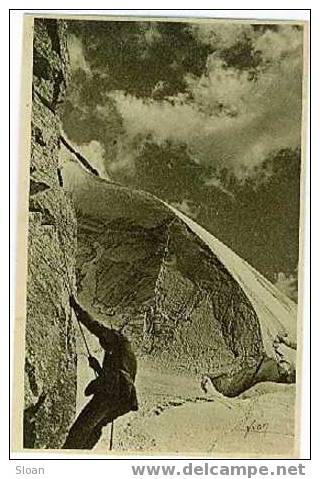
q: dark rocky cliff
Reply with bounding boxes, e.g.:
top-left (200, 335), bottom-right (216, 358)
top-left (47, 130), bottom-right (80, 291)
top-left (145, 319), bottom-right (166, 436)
top-left (24, 18), bottom-right (77, 449)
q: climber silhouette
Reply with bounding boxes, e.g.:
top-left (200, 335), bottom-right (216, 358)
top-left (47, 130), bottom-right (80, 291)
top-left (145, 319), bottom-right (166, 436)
top-left (62, 294), bottom-right (138, 450)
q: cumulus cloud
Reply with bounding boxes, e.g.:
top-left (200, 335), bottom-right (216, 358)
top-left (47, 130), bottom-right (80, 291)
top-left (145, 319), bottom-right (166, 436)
top-left (59, 133), bottom-right (110, 181)
top-left (254, 25), bottom-right (303, 64)
top-left (274, 270), bottom-right (298, 302)
top-left (68, 34), bottom-right (91, 74)
top-left (77, 141), bottom-right (109, 179)
top-left (112, 91), bottom-right (205, 144)
top-left (108, 141), bottom-right (137, 176)
top-left (190, 22), bottom-right (255, 50)
top-left (110, 24), bottom-right (304, 178)
top-left (203, 176), bottom-right (235, 199)
top-left (171, 199), bottom-right (200, 219)
top-left (141, 23), bottom-right (163, 46)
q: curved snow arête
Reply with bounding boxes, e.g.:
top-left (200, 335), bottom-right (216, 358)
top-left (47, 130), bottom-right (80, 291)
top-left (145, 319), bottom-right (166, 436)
top-left (62, 160), bottom-right (297, 397)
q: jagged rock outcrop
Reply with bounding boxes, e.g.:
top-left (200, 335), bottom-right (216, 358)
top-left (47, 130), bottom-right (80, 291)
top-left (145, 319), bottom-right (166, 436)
top-left (61, 161), bottom-right (297, 398)
top-left (24, 19), bottom-right (77, 449)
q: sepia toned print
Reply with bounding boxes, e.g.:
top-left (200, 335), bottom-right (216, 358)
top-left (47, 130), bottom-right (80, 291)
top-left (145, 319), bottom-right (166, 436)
top-left (13, 14), bottom-right (308, 457)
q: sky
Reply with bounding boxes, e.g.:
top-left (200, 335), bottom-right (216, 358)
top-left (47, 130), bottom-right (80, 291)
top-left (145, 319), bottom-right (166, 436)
top-left (61, 19), bottom-right (305, 301)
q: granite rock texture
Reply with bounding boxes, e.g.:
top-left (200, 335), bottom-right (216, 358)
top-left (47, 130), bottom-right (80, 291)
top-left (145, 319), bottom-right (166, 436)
top-left (61, 164), bottom-right (296, 398)
top-left (24, 18), bottom-right (77, 449)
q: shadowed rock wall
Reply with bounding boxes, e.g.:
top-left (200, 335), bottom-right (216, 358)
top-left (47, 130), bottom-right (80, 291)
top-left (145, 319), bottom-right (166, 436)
top-left (24, 18), bottom-right (77, 449)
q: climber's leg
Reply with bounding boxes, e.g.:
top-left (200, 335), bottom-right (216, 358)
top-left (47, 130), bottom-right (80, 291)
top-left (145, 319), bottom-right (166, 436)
top-left (62, 382), bottom-right (137, 450)
top-left (85, 422), bottom-right (105, 449)
top-left (62, 394), bottom-right (113, 449)
top-left (130, 384), bottom-right (139, 411)
top-left (119, 370), bottom-right (139, 411)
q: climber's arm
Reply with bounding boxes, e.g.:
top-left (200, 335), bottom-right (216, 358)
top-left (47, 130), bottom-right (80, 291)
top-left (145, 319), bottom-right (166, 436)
top-left (69, 294), bottom-right (106, 339)
top-left (88, 355), bottom-right (103, 375)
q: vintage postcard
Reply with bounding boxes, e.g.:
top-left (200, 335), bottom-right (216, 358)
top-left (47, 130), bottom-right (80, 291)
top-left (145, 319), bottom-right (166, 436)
top-left (12, 13), bottom-right (308, 457)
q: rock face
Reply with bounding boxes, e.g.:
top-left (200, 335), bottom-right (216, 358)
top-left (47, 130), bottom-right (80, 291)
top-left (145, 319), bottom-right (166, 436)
top-left (24, 19), bottom-right (77, 449)
top-left (62, 162), bottom-right (297, 398)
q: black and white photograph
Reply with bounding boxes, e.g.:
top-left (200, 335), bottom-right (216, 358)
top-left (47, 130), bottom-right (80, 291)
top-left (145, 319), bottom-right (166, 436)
top-left (12, 13), bottom-right (308, 457)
